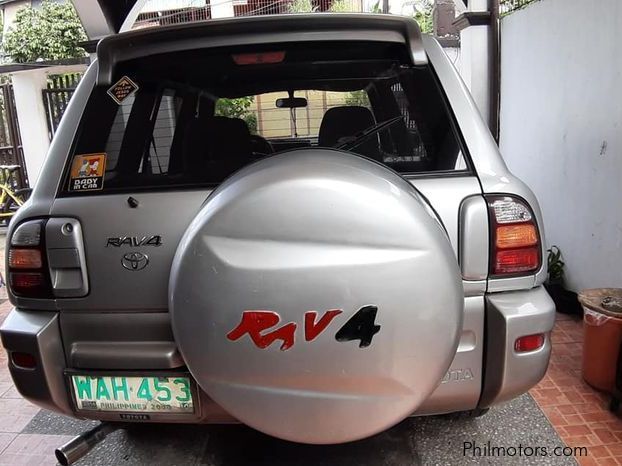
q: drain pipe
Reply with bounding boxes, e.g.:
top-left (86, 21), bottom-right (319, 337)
top-left (55, 423), bottom-right (119, 466)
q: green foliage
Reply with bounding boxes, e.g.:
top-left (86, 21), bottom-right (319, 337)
top-left (345, 90), bottom-right (370, 107)
top-left (3, 1), bottom-right (87, 63)
top-left (244, 114), bottom-right (258, 135)
top-left (288, 0), bottom-right (316, 13)
top-left (328, 0), bottom-right (351, 12)
top-left (547, 245), bottom-right (565, 285)
top-left (215, 97), bottom-right (258, 134)
top-left (413, 0), bottom-right (434, 34)
top-left (500, 0), bottom-right (540, 17)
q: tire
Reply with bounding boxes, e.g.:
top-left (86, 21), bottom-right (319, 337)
top-left (170, 149), bottom-right (463, 444)
top-left (466, 407), bottom-right (490, 418)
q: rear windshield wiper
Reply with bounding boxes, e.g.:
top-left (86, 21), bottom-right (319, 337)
top-left (335, 116), bottom-right (404, 152)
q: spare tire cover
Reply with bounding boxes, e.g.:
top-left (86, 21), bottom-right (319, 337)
top-left (170, 150), bottom-right (463, 444)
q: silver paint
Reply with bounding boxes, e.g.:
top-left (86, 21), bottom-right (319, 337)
top-left (170, 150), bottom-right (464, 444)
top-left (0, 16), bottom-right (555, 442)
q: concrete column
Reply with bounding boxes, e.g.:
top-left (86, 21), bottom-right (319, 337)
top-left (457, 0), bottom-right (493, 125)
top-left (11, 69), bottom-right (51, 187)
top-left (71, 0), bottom-right (115, 39)
top-left (460, 26), bottom-right (491, 124)
top-left (210, 0), bottom-right (234, 18)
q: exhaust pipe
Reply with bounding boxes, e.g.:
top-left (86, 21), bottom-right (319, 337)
top-left (55, 423), bottom-right (119, 466)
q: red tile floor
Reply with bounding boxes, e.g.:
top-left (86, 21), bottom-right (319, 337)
top-left (530, 313), bottom-right (622, 466)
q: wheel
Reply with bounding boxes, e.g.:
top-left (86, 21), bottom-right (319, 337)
top-left (169, 149), bottom-right (463, 444)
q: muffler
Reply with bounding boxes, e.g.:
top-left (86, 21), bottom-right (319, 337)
top-left (55, 422), bottom-right (119, 466)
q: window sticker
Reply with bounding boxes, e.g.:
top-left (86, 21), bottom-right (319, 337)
top-left (107, 76), bottom-right (139, 105)
top-left (69, 153), bottom-right (107, 192)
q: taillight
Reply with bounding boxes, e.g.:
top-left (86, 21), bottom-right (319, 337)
top-left (487, 196), bottom-right (542, 276)
top-left (8, 220), bottom-right (52, 298)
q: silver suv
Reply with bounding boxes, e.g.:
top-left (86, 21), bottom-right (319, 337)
top-left (1, 14), bottom-right (554, 446)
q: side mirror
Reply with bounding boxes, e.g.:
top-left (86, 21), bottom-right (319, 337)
top-left (276, 97), bottom-right (307, 109)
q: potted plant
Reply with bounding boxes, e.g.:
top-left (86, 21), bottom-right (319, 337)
top-left (544, 245), bottom-right (582, 315)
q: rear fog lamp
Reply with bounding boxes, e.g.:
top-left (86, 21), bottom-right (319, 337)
top-left (515, 333), bottom-right (545, 353)
top-left (11, 352), bottom-right (36, 369)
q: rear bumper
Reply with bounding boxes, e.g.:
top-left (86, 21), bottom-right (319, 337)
top-left (478, 286), bottom-right (556, 408)
top-left (0, 286), bottom-right (554, 422)
top-left (0, 311), bottom-right (73, 416)
top-left (0, 309), bottom-right (232, 423)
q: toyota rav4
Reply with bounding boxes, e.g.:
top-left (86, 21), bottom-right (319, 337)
top-left (1, 14), bottom-right (555, 445)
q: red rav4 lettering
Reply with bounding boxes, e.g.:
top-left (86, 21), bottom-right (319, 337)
top-left (227, 306), bottom-right (380, 351)
top-left (226, 311), bottom-right (297, 351)
top-left (304, 310), bottom-right (342, 341)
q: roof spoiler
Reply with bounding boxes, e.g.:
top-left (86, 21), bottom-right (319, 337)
top-left (96, 14), bottom-right (428, 87)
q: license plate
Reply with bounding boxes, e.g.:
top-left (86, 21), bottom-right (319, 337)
top-left (71, 375), bottom-right (194, 413)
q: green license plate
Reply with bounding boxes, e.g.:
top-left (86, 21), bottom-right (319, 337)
top-left (71, 375), bottom-right (194, 413)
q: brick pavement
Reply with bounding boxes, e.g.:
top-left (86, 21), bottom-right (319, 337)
top-left (531, 313), bottom-right (622, 466)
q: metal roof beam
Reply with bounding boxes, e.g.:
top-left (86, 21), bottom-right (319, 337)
top-left (72, 0), bottom-right (146, 39)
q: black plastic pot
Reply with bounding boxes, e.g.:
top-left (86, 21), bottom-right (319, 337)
top-left (545, 283), bottom-right (583, 316)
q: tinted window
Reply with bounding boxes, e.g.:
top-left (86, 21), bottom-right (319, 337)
top-left (65, 43), bottom-right (468, 194)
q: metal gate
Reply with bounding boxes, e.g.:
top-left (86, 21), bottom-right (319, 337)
top-left (43, 73), bottom-right (83, 140)
top-left (0, 83), bottom-right (28, 188)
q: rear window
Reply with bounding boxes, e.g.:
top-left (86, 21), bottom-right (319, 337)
top-left (65, 42), bottom-right (468, 194)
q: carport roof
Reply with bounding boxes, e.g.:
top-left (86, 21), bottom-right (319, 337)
top-left (0, 57), bottom-right (90, 75)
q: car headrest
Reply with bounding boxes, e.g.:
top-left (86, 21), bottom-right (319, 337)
top-left (318, 106), bottom-right (380, 160)
top-left (182, 116), bottom-right (252, 181)
top-left (206, 116), bottom-right (252, 162)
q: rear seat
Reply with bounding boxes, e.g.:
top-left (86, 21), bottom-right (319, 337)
top-left (182, 116), bottom-right (252, 182)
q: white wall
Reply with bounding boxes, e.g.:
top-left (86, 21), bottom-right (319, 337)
top-left (444, 46), bottom-right (461, 75)
top-left (499, 0), bottom-right (622, 291)
top-left (11, 70), bottom-right (51, 187)
top-left (11, 64), bottom-right (87, 187)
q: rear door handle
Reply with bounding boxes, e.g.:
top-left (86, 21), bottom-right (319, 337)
top-left (45, 218), bottom-right (89, 298)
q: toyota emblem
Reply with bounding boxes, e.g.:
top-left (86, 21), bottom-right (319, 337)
top-left (121, 252), bottom-right (149, 271)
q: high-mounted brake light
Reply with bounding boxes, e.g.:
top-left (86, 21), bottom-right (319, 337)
top-left (232, 51), bottom-right (286, 65)
top-left (7, 220), bottom-right (53, 298)
top-left (487, 196), bottom-right (541, 276)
